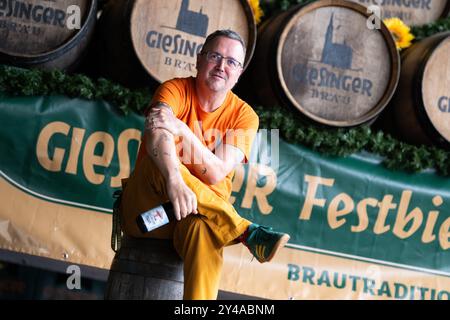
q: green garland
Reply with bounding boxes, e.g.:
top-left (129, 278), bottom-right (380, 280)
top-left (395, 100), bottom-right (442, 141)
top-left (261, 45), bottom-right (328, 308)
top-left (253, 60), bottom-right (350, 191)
top-left (1, 64), bottom-right (449, 176)
top-left (411, 18), bottom-right (450, 41)
top-left (0, 65), bottom-right (152, 115)
top-left (255, 106), bottom-right (450, 176)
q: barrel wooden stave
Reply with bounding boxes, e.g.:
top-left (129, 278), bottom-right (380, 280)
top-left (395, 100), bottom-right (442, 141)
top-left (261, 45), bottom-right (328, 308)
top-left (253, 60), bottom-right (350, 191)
top-left (105, 237), bottom-right (184, 300)
top-left (96, 0), bottom-right (154, 88)
top-left (247, 9), bottom-right (294, 108)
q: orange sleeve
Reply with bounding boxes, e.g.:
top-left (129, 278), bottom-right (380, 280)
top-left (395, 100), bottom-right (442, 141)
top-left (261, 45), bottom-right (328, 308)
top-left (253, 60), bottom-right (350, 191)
top-left (145, 78), bottom-right (187, 117)
top-left (224, 104), bottom-right (259, 163)
top-left (137, 78), bottom-right (188, 164)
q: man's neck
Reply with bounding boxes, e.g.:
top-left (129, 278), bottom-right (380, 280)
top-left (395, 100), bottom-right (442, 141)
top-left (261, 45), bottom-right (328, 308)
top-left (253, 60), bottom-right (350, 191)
top-left (195, 82), bottom-right (228, 113)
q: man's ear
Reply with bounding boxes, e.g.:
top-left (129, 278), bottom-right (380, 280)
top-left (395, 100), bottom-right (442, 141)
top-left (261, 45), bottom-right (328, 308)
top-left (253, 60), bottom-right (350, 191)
top-left (236, 68), bottom-right (244, 82)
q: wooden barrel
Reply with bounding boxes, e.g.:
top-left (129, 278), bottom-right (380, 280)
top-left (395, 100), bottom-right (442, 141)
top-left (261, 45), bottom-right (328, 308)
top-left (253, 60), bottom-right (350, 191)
top-left (250, 0), bottom-right (400, 127)
top-left (97, 0), bottom-right (256, 88)
top-left (104, 236), bottom-right (184, 300)
top-left (390, 32), bottom-right (450, 149)
top-left (348, 0), bottom-right (450, 26)
top-left (0, 0), bottom-right (97, 71)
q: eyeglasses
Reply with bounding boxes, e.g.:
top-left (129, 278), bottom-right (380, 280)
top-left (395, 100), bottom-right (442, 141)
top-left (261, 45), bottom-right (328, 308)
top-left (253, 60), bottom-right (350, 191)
top-left (201, 51), bottom-right (243, 70)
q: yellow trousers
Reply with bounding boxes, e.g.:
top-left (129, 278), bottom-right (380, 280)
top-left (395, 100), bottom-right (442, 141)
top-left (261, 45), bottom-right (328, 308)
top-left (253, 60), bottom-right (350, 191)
top-left (120, 156), bottom-right (251, 299)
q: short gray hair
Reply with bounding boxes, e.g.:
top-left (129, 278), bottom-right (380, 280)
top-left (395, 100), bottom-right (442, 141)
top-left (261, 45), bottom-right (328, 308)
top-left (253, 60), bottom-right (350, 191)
top-left (201, 29), bottom-right (246, 56)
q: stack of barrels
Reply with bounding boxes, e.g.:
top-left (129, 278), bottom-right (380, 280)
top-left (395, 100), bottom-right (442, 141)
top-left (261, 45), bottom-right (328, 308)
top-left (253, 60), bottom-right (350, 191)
top-left (1, 0), bottom-right (449, 148)
top-left (249, 0), bottom-right (401, 127)
top-left (247, 0), bottom-right (450, 148)
top-left (348, 0), bottom-right (450, 148)
top-left (0, 0), bottom-right (257, 78)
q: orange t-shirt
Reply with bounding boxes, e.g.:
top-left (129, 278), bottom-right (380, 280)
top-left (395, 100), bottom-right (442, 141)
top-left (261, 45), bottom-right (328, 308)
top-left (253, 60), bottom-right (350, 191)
top-left (137, 77), bottom-right (259, 201)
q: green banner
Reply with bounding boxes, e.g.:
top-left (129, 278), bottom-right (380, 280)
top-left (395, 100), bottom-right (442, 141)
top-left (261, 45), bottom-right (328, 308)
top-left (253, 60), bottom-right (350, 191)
top-left (233, 134), bottom-right (450, 276)
top-left (0, 95), bottom-right (143, 212)
top-left (0, 95), bottom-right (448, 280)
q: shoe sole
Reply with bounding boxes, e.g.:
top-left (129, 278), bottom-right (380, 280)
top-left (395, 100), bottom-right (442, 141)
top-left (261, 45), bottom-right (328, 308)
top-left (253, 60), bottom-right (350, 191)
top-left (261, 234), bottom-right (290, 263)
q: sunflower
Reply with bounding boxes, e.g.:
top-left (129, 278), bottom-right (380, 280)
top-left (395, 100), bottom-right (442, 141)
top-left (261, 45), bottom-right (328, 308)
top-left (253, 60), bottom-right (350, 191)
top-left (248, 0), bottom-right (264, 25)
top-left (383, 17), bottom-right (415, 50)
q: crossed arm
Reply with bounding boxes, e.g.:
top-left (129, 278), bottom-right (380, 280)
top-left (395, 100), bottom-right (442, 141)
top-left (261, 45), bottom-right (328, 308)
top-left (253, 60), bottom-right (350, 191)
top-left (145, 102), bottom-right (245, 220)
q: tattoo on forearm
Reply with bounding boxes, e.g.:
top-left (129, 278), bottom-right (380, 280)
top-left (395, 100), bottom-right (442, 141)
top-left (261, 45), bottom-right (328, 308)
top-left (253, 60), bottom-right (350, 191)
top-left (201, 167), bottom-right (207, 175)
top-left (156, 134), bottom-right (171, 150)
top-left (152, 147), bottom-right (158, 157)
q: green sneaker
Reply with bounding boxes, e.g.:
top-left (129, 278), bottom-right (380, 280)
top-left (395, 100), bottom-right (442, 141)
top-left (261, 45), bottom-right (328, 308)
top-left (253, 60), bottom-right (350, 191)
top-left (242, 224), bottom-right (290, 263)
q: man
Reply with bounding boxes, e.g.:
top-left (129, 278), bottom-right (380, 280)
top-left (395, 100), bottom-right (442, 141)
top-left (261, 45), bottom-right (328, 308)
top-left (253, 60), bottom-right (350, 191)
top-left (120, 30), bottom-right (290, 299)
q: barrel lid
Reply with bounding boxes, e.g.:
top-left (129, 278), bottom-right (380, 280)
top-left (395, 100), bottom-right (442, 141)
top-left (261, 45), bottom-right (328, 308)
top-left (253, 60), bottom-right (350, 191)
top-left (277, 0), bottom-right (400, 127)
top-left (0, 0), bottom-right (90, 57)
top-left (421, 36), bottom-right (450, 143)
top-left (130, 0), bottom-right (256, 84)
top-left (348, 0), bottom-right (450, 26)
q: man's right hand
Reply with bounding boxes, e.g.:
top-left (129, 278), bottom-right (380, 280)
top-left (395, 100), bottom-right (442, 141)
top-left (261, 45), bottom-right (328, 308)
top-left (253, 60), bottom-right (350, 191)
top-left (166, 176), bottom-right (198, 221)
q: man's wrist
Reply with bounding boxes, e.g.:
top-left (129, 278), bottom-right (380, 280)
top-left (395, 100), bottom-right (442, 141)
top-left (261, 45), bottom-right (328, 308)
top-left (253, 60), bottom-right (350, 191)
top-left (179, 121), bottom-right (190, 137)
top-left (166, 169), bottom-right (183, 185)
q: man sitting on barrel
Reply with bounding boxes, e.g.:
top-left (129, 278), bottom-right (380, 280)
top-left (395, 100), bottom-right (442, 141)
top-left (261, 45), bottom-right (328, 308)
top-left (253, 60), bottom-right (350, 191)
top-left (119, 29), bottom-right (290, 300)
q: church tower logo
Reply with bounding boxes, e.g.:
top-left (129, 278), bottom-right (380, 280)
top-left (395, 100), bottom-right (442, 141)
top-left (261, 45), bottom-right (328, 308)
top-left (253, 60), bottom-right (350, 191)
top-left (175, 0), bottom-right (209, 37)
top-left (320, 13), bottom-right (353, 70)
top-left (291, 12), bottom-right (374, 105)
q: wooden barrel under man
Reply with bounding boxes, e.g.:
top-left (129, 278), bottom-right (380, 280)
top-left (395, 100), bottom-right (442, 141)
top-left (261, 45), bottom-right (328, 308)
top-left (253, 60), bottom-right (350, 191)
top-left (97, 0), bottom-right (256, 88)
top-left (348, 0), bottom-right (450, 26)
top-left (0, 0), bottom-right (97, 71)
top-left (390, 32), bottom-right (450, 149)
top-left (104, 236), bottom-right (184, 300)
top-left (250, 0), bottom-right (400, 127)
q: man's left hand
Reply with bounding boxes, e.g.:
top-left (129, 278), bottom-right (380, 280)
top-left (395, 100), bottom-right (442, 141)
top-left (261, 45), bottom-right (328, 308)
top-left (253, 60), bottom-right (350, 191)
top-left (146, 104), bottom-right (186, 136)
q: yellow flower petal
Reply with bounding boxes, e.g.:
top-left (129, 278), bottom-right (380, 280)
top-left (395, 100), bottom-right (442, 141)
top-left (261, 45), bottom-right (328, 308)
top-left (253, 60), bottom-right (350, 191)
top-left (248, 0), bottom-right (264, 25)
top-left (383, 17), bottom-right (415, 50)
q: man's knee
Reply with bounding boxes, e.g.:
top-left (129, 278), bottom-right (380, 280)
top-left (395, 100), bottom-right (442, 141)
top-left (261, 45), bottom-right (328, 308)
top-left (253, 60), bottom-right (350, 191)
top-left (175, 215), bottom-right (208, 238)
top-left (173, 215), bottom-right (219, 254)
